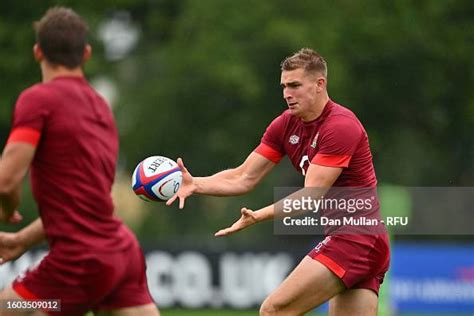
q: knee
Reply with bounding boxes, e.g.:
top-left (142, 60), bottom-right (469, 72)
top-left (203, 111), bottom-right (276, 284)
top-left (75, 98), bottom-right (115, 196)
top-left (259, 297), bottom-right (285, 316)
top-left (259, 300), bottom-right (275, 316)
top-left (0, 286), bottom-right (15, 300)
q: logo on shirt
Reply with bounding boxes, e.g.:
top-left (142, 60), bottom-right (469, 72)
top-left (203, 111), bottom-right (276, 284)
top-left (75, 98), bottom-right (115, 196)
top-left (313, 236), bottom-right (332, 253)
top-left (289, 135), bottom-right (300, 145)
top-left (311, 132), bottom-right (320, 148)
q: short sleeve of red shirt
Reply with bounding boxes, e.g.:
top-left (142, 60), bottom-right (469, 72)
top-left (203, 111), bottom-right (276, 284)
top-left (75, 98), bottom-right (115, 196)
top-left (7, 87), bottom-right (48, 146)
top-left (254, 114), bottom-right (285, 164)
top-left (312, 115), bottom-right (363, 168)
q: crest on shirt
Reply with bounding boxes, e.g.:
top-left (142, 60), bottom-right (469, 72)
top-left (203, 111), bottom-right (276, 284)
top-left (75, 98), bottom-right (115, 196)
top-left (289, 135), bottom-right (300, 145)
top-left (311, 132), bottom-right (320, 148)
top-left (313, 236), bottom-right (332, 253)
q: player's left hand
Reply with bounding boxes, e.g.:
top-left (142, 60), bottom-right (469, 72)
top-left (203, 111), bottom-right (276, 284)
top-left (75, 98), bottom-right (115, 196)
top-left (215, 207), bottom-right (258, 237)
top-left (0, 210), bottom-right (23, 224)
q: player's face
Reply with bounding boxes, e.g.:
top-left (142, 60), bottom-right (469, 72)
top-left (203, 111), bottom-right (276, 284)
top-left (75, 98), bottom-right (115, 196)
top-left (280, 68), bottom-right (322, 121)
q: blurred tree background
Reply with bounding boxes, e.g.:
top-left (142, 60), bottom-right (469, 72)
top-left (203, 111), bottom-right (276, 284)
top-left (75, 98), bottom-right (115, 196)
top-left (0, 0), bottom-right (473, 245)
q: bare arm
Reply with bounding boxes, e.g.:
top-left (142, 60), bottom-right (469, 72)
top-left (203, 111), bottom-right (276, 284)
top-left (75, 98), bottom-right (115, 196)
top-left (194, 152), bottom-right (276, 196)
top-left (167, 152), bottom-right (276, 209)
top-left (0, 142), bottom-right (36, 221)
top-left (0, 142), bottom-right (50, 262)
top-left (17, 218), bottom-right (45, 248)
top-left (0, 218), bottom-right (45, 264)
top-left (215, 163), bottom-right (343, 236)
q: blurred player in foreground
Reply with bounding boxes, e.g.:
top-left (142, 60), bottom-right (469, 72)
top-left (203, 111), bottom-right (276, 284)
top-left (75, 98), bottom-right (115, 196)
top-left (168, 48), bottom-right (390, 315)
top-left (0, 7), bottom-right (159, 316)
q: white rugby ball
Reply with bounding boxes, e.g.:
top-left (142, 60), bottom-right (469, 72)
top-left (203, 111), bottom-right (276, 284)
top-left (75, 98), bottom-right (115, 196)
top-left (132, 156), bottom-right (182, 202)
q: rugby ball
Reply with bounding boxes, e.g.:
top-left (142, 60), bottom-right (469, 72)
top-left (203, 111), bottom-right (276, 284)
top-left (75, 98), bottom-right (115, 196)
top-left (132, 156), bottom-right (182, 202)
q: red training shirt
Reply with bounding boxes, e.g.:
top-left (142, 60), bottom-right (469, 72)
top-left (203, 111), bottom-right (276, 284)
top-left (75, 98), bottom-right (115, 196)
top-left (255, 100), bottom-right (383, 235)
top-left (8, 76), bottom-right (134, 253)
top-left (255, 99), bottom-right (377, 187)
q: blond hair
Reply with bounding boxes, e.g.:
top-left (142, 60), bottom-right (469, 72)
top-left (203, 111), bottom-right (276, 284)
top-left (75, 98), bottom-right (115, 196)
top-left (280, 48), bottom-right (327, 78)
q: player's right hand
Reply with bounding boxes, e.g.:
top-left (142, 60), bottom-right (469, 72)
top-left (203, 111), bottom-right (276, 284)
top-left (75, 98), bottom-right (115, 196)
top-left (0, 232), bottom-right (27, 264)
top-left (166, 158), bottom-right (196, 209)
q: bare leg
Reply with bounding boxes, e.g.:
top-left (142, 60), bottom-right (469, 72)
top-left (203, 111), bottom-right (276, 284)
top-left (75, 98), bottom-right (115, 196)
top-left (259, 256), bottom-right (345, 316)
top-left (329, 288), bottom-right (378, 316)
top-left (0, 287), bottom-right (48, 316)
top-left (96, 303), bottom-right (160, 316)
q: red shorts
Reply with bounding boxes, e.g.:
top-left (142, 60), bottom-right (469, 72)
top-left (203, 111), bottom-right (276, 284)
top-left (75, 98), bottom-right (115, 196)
top-left (12, 240), bottom-right (154, 316)
top-left (308, 234), bottom-right (390, 295)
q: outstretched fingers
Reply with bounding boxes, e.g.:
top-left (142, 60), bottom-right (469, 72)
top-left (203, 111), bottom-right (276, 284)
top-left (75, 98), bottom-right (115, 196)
top-left (214, 207), bottom-right (257, 237)
top-left (166, 193), bottom-right (187, 209)
top-left (214, 222), bottom-right (239, 237)
top-left (177, 157), bottom-right (188, 174)
top-left (179, 196), bottom-right (185, 209)
top-left (166, 158), bottom-right (193, 209)
top-left (166, 194), bottom-right (178, 206)
top-left (176, 157), bottom-right (187, 209)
